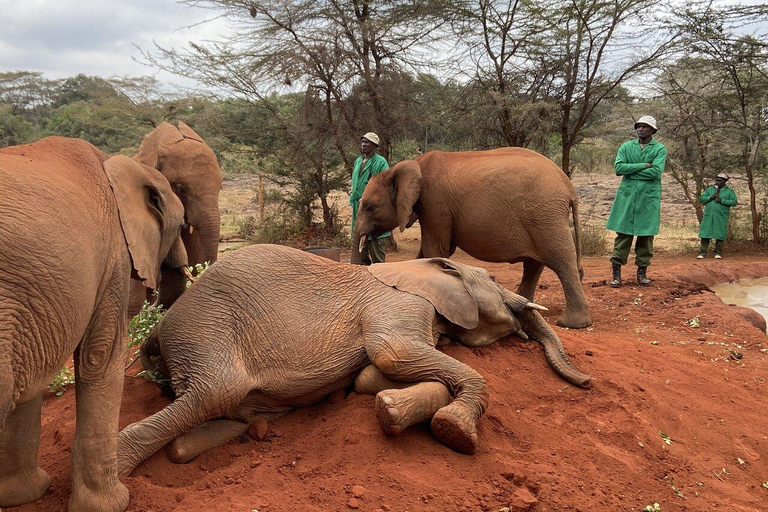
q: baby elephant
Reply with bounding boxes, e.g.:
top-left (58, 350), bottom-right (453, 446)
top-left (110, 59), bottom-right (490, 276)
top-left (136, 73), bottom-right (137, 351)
top-left (118, 244), bottom-right (590, 475)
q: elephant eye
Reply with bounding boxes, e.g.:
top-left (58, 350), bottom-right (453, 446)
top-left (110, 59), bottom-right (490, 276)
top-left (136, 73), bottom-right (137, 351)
top-left (174, 183), bottom-right (186, 197)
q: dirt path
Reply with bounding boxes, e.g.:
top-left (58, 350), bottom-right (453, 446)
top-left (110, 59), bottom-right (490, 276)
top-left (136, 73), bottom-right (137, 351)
top-left (19, 252), bottom-right (768, 512)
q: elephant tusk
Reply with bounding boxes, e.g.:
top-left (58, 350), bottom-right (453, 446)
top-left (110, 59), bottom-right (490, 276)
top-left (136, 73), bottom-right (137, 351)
top-left (188, 225), bottom-right (194, 234)
top-left (358, 234), bottom-right (368, 253)
top-left (526, 302), bottom-right (548, 311)
top-left (182, 266), bottom-right (197, 283)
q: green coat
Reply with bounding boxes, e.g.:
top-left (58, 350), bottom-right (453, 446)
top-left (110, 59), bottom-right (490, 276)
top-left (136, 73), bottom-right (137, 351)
top-left (605, 138), bottom-right (667, 236)
top-left (349, 152), bottom-right (391, 238)
top-left (698, 185), bottom-right (737, 240)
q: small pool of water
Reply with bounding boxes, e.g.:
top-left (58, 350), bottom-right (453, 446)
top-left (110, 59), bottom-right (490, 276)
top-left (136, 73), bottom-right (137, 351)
top-left (711, 277), bottom-right (768, 331)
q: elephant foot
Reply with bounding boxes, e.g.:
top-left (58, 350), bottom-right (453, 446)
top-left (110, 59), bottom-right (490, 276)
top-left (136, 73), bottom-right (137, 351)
top-left (0, 467), bottom-right (51, 507)
top-left (68, 481), bottom-right (129, 512)
top-left (376, 383), bottom-right (454, 436)
top-left (376, 392), bottom-right (406, 435)
top-left (430, 402), bottom-right (478, 455)
top-left (556, 310), bottom-right (592, 329)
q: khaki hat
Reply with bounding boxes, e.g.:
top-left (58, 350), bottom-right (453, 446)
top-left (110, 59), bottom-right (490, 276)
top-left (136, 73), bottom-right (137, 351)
top-left (634, 115), bottom-right (658, 132)
top-left (361, 132), bottom-right (380, 146)
top-left (716, 173), bottom-right (729, 180)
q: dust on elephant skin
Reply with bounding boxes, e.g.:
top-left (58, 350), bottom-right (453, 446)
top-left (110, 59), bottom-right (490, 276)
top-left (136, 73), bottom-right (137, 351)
top-left (0, 137), bottom-right (185, 512)
top-left (353, 147), bottom-right (593, 329)
top-left (118, 244), bottom-right (590, 476)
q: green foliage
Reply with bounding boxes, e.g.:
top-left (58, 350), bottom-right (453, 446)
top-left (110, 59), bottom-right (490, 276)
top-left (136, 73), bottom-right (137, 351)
top-left (186, 262), bottom-right (210, 288)
top-left (48, 365), bottom-right (75, 396)
top-left (127, 301), bottom-right (166, 358)
top-left (247, 207), bottom-right (307, 245)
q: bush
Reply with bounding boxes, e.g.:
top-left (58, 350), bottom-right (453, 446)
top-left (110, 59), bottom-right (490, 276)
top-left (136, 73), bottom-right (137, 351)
top-left (48, 365), bottom-right (75, 396)
top-left (580, 223), bottom-right (609, 256)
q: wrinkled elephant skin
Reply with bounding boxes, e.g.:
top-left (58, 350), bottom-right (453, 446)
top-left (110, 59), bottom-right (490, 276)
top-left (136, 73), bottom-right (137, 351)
top-left (0, 137), bottom-right (185, 512)
top-left (118, 244), bottom-right (590, 476)
top-left (353, 148), bottom-right (592, 329)
top-left (129, 121), bottom-right (222, 314)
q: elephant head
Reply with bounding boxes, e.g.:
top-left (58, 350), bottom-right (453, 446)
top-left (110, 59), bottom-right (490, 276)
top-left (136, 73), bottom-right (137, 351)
top-left (134, 121), bottom-right (222, 306)
top-left (354, 160), bottom-right (421, 251)
top-left (368, 258), bottom-right (591, 388)
top-left (105, 155), bottom-right (187, 290)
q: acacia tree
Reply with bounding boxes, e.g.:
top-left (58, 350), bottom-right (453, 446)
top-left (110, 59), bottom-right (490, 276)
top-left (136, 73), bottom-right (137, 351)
top-left (450, 0), bottom-right (558, 150)
top-left (654, 58), bottom-right (726, 222)
top-left (142, 0), bottom-right (449, 229)
top-left (543, 0), bottom-right (676, 176)
top-left (673, 2), bottom-right (768, 242)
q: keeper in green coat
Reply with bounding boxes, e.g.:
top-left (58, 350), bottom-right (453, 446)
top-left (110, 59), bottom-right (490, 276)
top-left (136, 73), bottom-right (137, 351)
top-left (606, 115), bottom-right (667, 287)
top-left (697, 173), bottom-right (738, 259)
top-left (349, 132), bottom-right (390, 265)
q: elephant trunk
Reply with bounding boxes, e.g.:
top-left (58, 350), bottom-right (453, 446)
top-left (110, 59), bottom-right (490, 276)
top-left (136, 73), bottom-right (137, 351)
top-left (187, 205), bottom-right (220, 265)
top-left (515, 306), bottom-right (592, 389)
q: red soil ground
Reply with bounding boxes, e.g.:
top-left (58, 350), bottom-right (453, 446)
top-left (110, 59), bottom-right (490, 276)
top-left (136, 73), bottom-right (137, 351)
top-left (16, 252), bottom-right (768, 512)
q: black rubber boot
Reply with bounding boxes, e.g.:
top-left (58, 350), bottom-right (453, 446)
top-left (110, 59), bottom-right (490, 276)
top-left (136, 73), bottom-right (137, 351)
top-left (637, 266), bottom-right (651, 286)
top-left (609, 263), bottom-right (621, 288)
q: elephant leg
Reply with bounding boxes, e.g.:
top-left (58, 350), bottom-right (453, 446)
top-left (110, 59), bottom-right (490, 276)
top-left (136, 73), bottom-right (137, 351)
top-left (551, 259), bottom-right (592, 328)
top-left (517, 260), bottom-right (544, 301)
top-left (376, 383), bottom-right (452, 435)
top-left (0, 395), bottom-right (51, 507)
top-left (118, 379), bottom-right (250, 478)
top-left (354, 364), bottom-right (414, 394)
top-left (68, 281), bottom-right (130, 512)
top-left (166, 419), bottom-right (249, 464)
top-left (536, 233), bottom-right (592, 329)
top-left (365, 339), bottom-right (487, 455)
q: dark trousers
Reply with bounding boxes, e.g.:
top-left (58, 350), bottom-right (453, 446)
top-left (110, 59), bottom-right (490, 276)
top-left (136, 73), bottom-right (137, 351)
top-left (350, 237), bottom-right (387, 265)
top-left (610, 233), bottom-right (654, 267)
top-left (699, 238), bottom-right (724, 256)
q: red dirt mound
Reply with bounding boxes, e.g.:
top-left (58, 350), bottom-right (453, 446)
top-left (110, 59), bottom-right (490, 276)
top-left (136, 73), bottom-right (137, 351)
top-left (17, 254), bottom-right (768, 512)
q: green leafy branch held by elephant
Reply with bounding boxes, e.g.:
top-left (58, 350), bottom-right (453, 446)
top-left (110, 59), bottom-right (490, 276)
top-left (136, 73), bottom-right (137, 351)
top-left (353, 148), bottom-right (592, 329)
top-left (0, 137), bottom-right (187, 512)
top-left (128, 121), bottom-right (222, 316)
top-left (117, 244), bottom-right (590, 476)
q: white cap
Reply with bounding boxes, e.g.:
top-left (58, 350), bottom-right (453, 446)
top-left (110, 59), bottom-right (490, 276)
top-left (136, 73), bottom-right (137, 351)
top-left (361, 132), bottom-right (380, 145)
top-left (634, 115), bottom-right (658, 132)
top-left (716, 173), bottom-right (729, 180)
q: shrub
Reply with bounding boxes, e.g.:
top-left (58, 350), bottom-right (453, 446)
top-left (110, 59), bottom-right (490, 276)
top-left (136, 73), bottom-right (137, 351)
top-left (48, 365), bottom-right (75, 396)
top-left (580, 223), bottom-right (609, 256)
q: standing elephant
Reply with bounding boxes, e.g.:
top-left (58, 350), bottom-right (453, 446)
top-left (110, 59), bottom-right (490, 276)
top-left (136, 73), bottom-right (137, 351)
top-left (117, 244), bottom-right (590, 476)
top-left (130, 121), bottom-right (222, 312)
top-left (0, 137), bottom-right (186, 512)
top-left (353, 148), bottom-right (592, 328)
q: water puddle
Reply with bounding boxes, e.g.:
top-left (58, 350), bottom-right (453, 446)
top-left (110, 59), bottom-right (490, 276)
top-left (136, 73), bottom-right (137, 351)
top-left (711, 277), bottom-right (768, 331)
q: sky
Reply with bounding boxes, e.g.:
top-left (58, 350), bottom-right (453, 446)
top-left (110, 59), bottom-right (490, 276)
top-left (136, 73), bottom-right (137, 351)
top-left (0, 0), bottom-right (229, 89)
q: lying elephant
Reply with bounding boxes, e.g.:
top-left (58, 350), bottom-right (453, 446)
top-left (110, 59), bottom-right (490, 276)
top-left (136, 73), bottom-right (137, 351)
top-left (0, 137), bottom-right (186, 512)
top-left (118, 244), bottom-right (590, 476)
top-left (353, 147), bottom-right (592, 329)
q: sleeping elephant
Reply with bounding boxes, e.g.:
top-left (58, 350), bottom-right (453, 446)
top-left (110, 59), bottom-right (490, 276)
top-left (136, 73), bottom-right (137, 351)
top-left (129, 121), bottom-right (222, 313)
top-left (0, 137), bottom-right (186, 512)
top-left (117, 244), bottom-right (590, 476)
top-left (353, 148), bottom-right (592, 329)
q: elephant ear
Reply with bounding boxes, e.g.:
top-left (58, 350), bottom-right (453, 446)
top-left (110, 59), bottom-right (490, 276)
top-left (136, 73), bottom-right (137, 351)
top-left (368, 258), bottom-right (479, 329)
top-left (391, 160), bottom-right (421, 232)
top-left (104, 155), bottom-right (185, 290)
top-left (177, 120), bottom-right (204, 143)
top-left (134, 122), bottom-right (184, 170)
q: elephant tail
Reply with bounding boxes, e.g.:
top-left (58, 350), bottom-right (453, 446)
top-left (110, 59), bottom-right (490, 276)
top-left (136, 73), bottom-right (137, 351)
top-left (139, 327), bottom-right (168, 379)
top-left (571, 198), bottom-right (584, 282)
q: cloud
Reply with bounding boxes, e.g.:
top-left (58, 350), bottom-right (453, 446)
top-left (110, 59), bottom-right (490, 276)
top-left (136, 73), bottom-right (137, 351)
top-left (0, 0), bottom-right (229, 88)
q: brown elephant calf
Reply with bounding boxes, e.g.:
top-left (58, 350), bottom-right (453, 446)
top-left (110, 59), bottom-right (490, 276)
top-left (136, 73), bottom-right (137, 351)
top-left (118, 244), bottom-right (590, 476)
top-left (0, 137), bottom-right (186, 512)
